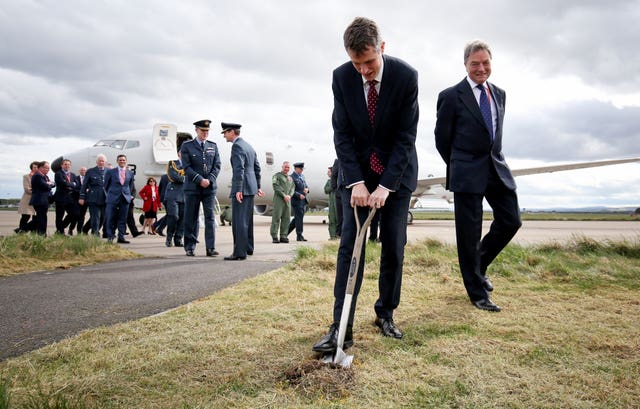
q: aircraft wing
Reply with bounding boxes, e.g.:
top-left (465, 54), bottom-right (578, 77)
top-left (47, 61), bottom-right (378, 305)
top-left (509, 157), bottom-right (640, 177)
top-left (413, 157), bottom-right (640, 201)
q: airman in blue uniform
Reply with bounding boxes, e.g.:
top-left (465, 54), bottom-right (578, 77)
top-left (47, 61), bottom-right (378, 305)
top-left (180, 119), bottom-right (221, 257)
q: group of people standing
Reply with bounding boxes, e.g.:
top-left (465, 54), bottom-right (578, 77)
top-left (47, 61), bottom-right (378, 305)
top-left (312, 17), bottom-right (521, 357)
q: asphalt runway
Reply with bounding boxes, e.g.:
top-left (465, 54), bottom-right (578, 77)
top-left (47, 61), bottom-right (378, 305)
top-left (1, 210), bottom-right (638, 360)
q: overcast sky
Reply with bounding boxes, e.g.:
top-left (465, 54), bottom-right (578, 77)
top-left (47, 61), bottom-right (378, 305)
top-left (1, 0), bottom-right (639, 208)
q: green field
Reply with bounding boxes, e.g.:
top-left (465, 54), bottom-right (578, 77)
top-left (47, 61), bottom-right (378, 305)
top-left (1, 236), bottom-right (639, 408)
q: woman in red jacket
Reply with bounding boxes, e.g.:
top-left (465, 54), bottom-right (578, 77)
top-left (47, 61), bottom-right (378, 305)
top-left (139, 177), bottom-right (162, 234)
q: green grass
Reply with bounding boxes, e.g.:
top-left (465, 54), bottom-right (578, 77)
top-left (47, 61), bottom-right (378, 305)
top-left (1, 237), bottom-right (639, 408)
top-left (0, 233), bottom-right (140, 276)
top-left (411, 210), bottom-right (640, 221)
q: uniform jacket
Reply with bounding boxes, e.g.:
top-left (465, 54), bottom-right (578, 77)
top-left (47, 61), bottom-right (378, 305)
top-left (434, 78), bottom-right (516, 193)
top-left (104, 167), bottom-right (135, 204)
top-left (17, 173), bottom-right (35, 215)
top-left (139, 184), bottom-right (162, 212)
top-left (165, 159), bottom-right (185, 203)
top-left (158, 174), bottom-right (169, 203)
top-left (229, 137), bottom-right (261, 197)
top-left (180, 139), bottom-right (221, 193)
top-left (29, 172), bottom-right (53, 208)
top-left (272, 171), bottom-right (294, 202)
top-left (291, 171), bottom-right (308, 204)
top-left (53, 170), bottom-right (77, 205)
top-left (79, 166), bottom-right (107, 205)
top-left (332, 54), bottom-right (419, 192)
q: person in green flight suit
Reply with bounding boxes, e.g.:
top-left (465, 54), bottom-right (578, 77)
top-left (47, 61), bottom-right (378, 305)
top-left (270, 161), bottom-right (295, 243)
top-left (324, 166), bottom-right (338, 240)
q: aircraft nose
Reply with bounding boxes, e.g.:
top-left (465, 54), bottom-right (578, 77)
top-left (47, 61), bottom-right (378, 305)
top-left (51, 156), bottom-right (64, 173)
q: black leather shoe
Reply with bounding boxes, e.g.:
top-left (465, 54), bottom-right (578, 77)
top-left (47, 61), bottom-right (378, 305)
top-left (247, 250), bottom-right (253, 255)
top-left (206, 249), bottom-right (219, 257)
top-left (473, 298), bottom-right (501, 312)
top-left (165, 238), bottom-right (172, 247)
top-left (132, 231), bottom-right (143, 238)
top-left (174, 240), bottom-right (183, 247)
top-left (312, 323), bottom-right (353, 353)
top-left (374, 317), bottom-right (403, 339)
top-left (157, 230), bottom-right (165, 237)
top-left (272, 238), bottom-right (280, 244)
top-left (185, 250), bottom-right (195, 257)
top-left (117, 238), bottom-right (130, 244)
top-left (279, 237), bottom-right (289, 243)
top-left (297, 236), bottom-right (307, 242)
top-left (483, 277), bottom-right (494, 292)
top-left (224, 255), bottom-right (246, 260)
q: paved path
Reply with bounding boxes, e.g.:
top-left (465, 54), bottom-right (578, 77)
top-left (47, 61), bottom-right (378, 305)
top-left (1, 211), bottom-right (638, 360)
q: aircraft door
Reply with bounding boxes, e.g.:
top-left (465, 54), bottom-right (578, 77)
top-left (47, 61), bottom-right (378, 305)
top-left (152, 123), bottom-right (178, 164)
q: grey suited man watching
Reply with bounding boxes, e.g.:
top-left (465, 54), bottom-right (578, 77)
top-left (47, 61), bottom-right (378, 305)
top-left (434, 40), bottom-right (522, 312)
top-left (221, 122), bottom-right (263, 260)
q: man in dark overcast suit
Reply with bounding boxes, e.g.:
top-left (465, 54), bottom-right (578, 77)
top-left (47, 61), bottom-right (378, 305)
top-left (313, 17), bottom-right (419, 354)
top-left (435, 40), bottom-right (522, 312)
top-left (221, 122), bottom-right (263, 260)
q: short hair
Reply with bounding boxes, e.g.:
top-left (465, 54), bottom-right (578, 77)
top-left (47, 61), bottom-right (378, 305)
top-left (343, 17), bottom-right (382, 54)
top-left (464, 40), bottom-right (492, 64)
top-left (116, 154), bottom-right (127, 161)
top-left (96, 154), bottom-right (107, 163)
top-left (29, 161), bottom-right (39, 170)
top-left (61, 159), bottom-right (71, 166)
top-left (37, 161), bottom-right (49, 168)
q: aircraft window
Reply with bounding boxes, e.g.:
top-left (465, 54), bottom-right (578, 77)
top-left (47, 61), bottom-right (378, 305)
top-left (125, 140), bottom-right (140, 149)
top-left (93, 140), bottom-right (127, 149)
top-left (265, 152), bottom-right (274, 166)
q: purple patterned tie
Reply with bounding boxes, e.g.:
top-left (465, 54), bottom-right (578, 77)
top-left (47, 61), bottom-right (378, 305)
top-left (477, 84), bottom-right (493, 139)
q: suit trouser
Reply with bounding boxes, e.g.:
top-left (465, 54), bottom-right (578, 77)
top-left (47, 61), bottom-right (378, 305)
top-left (288, 201), bottom-right (306, 238)
top-left (33, 205), bottom-right (49, 235)
top-left (453, 171), bottom-right (522, 302)
top-left (231, 195), bottom-right (254, 257)
top-left (55, 201), bottom-right (76, 234)
top-left (270, 198), bottom-right (290, 239)
top-left (105, 197), bottom-right (129, 240)
top-left (183, 190), bottom-right (215, 251)
top-left (166, 200), bottom-right (185, 241)
top-left (332, 186), bottom-right (411, 325)
top-left (87, 204), bottom-right (105, 236)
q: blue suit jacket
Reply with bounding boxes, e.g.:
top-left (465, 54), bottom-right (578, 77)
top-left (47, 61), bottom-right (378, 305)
top-left (104, 167), bottom-right (135, 204)
top-left (290, 171), bottom-right (308, 204)
top-left (79, 166), bottom-right (106, 205)
top-left (180, 139), bottom-right (221, 194)
top-left (434, 78), bottom-right (516, 193)
top-left (332, 54), bottom-right (419, 192)
top-left (229, 137), bottom-right (261, 197)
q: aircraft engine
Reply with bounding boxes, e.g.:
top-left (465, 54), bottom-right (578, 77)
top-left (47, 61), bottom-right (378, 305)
top-left (254, 204), bottom-right (273, 216)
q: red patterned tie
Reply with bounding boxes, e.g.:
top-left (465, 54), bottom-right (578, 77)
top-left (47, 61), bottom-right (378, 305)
top-left (367, 80), bottom-right (384, 175)
top-left (367, 80), bottom-right (378, 126)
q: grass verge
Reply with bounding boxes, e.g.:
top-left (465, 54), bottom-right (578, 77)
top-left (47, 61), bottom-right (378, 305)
top-left (0, 233), bottom-right (140, 277)
top-left (1, 236), bottom-right (639, 408)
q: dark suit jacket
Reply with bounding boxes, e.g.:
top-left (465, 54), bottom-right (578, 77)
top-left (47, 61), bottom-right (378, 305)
top-left (29, 173), bottom-right (53, 208)
top-left (53, 170), bottom-right (76, 204)
top-left (79, 166), bottom-right (106, 205)
top-left (165, 159), bottom-right (185, 203)
top-left (434, 78), bottom-right (516, 193)
top-left (104, 167), bottom-right (135, 204)
top-left (180, 139), bottom-right (221, 194)
top-left (332, 54), bottom-right (419, 192)
top-left (290, 171), bottom-right (308, 204)
top-left (229, 137), bottom-right (261, 197)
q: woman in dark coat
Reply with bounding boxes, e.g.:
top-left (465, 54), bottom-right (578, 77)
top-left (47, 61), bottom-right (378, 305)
top-left (29, 161), bottom-right (55, 235)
